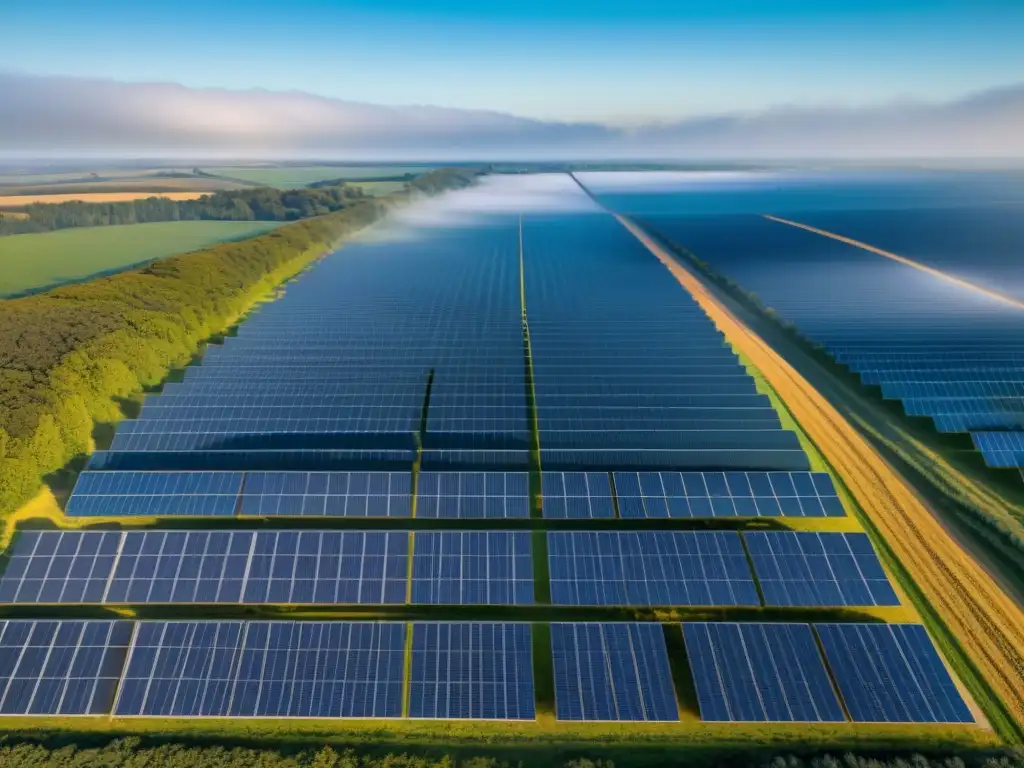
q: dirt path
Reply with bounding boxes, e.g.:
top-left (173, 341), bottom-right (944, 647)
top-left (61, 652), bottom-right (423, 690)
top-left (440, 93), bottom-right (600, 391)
top-left (616, 213), bottom-right (1024, 732)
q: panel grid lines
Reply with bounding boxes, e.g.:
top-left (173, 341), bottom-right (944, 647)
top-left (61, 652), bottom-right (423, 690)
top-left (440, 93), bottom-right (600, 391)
top-left (0, 620), bottom-right (133, 716)
top-left (551, 622), bottom-right (679, 722)
top-left (0, 531), bottom-right (408, 606)
top-left (816, 623), bottom-right (974, 724)
top-left (613, 471), bottom-right (844, 518)
top-left (745, 532), bottom-right (900, 607)
top-left (411, 532), bottom-right (533, 605)
top-left (683, 622), bottom-right (845, 722)
top-left (416, 472), bottom-right (529, 519)
top-left (113, 621), bottom-right (405, 718)
top-left (409, 622), bottom-right (535, 720)
top-left (547, 531), bottom-right (759, 607)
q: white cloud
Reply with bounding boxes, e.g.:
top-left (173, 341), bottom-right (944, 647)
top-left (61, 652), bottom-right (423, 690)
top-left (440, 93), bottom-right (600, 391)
top-left (0, 73), bottom-right (1022, 159)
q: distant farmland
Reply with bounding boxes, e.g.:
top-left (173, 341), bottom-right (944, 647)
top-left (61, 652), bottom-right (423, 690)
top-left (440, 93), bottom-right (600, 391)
top-left (205, 165), bottom-right (434, 188)
top-left (351, 180), bottom-right (409, 196)
top-left (0, 220), bottom-right (281, 296)
top-left (0, 191), bottom-right (208, 208)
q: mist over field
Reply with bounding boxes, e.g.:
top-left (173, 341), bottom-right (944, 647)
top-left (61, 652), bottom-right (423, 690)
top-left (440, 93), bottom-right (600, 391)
top-left (2, 73), bottom-right (1023, 160)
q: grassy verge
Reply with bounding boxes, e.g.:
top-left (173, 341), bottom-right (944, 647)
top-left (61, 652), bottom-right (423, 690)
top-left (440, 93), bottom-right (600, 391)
top-left (0, 715), bottom-right (999, 759)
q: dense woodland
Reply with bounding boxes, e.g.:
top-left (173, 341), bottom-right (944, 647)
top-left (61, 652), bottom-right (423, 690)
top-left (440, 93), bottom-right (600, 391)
top-left (0, 184), bottom-right (374, 235)
top-left (0, 167), bottom-right (478, 515)
top-left (0, 740), bottom-right (1020, 768)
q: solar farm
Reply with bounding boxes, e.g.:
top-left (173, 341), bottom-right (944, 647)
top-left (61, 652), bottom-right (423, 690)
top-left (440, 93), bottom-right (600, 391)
top-left (0, 175), bottom-right (982, 743)
top-left (636, 210), bottom-right (1024, 476)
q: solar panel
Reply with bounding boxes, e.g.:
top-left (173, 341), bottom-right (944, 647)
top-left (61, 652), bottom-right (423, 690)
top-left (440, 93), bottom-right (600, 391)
top-left (114, 621), bottom-right (404, 718)
top-left (411, 532), bottom-right (533, 605)
top-left (971, 431), bottom-right (1024, 468)
top-left (540, 447), bottom-right (812, 471)
top-left (682, 623), bottom-right (845, 722)
top-left (409, 623), bottom-right (535, 720)
top-left (416, 472), bottom-right (530, 518)
top-left (613, 471), bottom-right (844, 518)
top-left (860, 367), bottom-right (1024, 385)
top-left (0, 530), bottom-right (408, 605)
top-left (816, 623), bottom-right (974, 723)
top-left (541, 472), bottom-right (615, 518)
top-left (66, 471), bottom-right (242, 517)
top-left (419, 448), bottom-right (531, 471)
top-left (0, 620), bottom-right (132, 716)
top-left (88, 447), bottom-right (417, 472)
top-left (240, 471), bottom-right (412, 517)
top-left (550, 623), bottom-right (678, 721)
top-left (884, 381), bottom-right (1024, 399)
top-left (0, 531), bottom-right (121, 604)
top-left (547, 531), bottom-right (759, 606)
top-left (745, 532), bottom-right (900, 607)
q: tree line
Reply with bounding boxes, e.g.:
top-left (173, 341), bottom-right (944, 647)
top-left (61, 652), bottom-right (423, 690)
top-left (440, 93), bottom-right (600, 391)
top-left (0, 185), bottom-right (375, 236)
top-left (0, 168), bottom-right (479, 516)
top-left (0, 739), bottom-right (1020, 768)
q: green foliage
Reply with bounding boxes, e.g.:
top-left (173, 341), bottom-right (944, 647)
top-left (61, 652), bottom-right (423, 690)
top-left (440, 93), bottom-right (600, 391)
top-left (0, 169), bottom-right (475, 515)
top-left (407, 168), bottom-right (479, 195)
top-left (0, 185), bottom-right (369, 236)
top-left (0, 739), bottom-right (1019, 768)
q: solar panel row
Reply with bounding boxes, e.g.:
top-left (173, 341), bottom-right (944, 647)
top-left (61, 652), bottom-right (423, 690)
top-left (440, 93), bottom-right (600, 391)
top-left (0, 530), bottom-right (895, 608)
top-left (0, 619), bottom-right (970, 724)
top-left (547, 531), bottom-right (760, 607)
top-left (66, 469), bottom-right (844, 519)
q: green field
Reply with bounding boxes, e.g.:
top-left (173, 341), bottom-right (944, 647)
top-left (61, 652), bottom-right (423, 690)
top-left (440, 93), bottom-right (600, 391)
top-left (0, 220), bottom-right (282, 297)
top-left (204, 165), bottom-right (434, 188)
top-left (353, 180), bottom-right (410, 196)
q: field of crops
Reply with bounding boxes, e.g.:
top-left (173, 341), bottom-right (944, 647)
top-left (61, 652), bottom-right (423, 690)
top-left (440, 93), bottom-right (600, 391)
top-left (0, 192), bottom-right (207, 208)
top-left (0, 220), bottom-right (282, 296)
top-left (203, 165), bottom-right (434, 187)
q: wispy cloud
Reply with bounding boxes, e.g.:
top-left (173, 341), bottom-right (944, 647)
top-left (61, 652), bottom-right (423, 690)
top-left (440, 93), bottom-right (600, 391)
top-left (0, 73), bottom-right (1021, 159)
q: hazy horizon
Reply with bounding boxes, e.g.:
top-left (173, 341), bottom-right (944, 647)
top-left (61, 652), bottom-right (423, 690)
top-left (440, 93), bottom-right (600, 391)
top-left (3, 0), bottom-right (1024, 160)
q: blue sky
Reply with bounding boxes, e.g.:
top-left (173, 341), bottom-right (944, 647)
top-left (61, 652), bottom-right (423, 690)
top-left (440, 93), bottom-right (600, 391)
top-left (5, 0), bottom-right (1024, 123)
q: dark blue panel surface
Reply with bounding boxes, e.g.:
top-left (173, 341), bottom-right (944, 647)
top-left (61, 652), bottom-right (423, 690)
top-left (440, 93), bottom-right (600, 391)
top-left (0, 530), bottom-right (408, 605)
top-left (816, 623), bottom-right (973, 723)
top-left (409, 623), bottom-right (535, 720)
top-left (547, 531), bottom-right (758, 606)
top-left (240, 471), bottom-right (411, 517)
top-left (683, 623), bottom-right (845, 722)
top-left (745, 532), bottom-right (899, 607)
top-left (114, 621), bottom-right (404, 718)
top-left (411, 532), bottom-right (533, 605)
top-left (541, 472), bottom-right (615, 519)
top-left (972, 431), bottom-right (1024, 468)
top-left (416, 472), bottom-right (529, 519)
top-left (0, 620), bottom-right (132, 715)
top-left (614, 471), bottom-right (844, 518)
top-left (66, 471), bottom-right (242, 517)
top-left (551, 623), bottom-right (678, 721)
